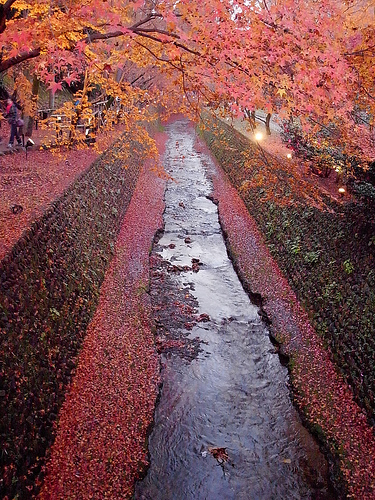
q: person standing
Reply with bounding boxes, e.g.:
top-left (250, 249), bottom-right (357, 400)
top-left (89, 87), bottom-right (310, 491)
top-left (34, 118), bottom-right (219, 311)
top-left (5, 98), bottom-right (22, 148)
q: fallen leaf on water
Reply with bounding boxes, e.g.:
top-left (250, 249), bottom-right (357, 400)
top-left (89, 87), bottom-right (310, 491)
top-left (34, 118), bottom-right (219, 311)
top-left (209, 447), bottom-right (229, 464)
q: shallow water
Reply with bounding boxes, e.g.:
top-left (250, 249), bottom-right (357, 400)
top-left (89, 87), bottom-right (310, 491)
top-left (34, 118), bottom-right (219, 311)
top-left (135, 120), bottom-right (334, 499)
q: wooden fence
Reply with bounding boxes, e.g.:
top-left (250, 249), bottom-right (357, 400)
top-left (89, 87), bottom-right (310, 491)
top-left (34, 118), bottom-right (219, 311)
top-left (36, 99), bottom-right (122, 143)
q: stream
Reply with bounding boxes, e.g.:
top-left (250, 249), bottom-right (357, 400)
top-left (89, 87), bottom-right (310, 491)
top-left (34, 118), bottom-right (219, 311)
top-left (135, 120), bottom-right (335, 499)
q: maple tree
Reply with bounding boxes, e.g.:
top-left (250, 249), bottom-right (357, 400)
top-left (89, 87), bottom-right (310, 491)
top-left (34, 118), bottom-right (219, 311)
top-left (0, 0), bottom-right (374, 161)
top-left (3, 2), bottom-right (375, 498)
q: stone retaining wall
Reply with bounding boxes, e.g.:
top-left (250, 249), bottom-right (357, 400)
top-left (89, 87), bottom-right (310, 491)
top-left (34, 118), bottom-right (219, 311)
top-left (0, 132), bottom-right (146, 498)
top-left (200, 114), bottom-right (375, 425)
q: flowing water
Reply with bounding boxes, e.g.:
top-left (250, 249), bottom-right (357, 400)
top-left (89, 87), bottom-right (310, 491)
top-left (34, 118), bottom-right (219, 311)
top-left (135, 120), bottom-right (335, 499)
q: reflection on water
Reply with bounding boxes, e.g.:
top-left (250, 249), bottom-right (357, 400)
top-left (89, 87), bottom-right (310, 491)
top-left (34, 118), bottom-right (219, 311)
top-left (135, 121), bottom-right (334, 500)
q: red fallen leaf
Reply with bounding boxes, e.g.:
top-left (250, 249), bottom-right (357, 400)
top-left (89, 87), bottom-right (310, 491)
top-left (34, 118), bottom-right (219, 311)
top-left (209, 447), bottom-right (229, 464)
top-left (184, 322), bottom-right (195, 330)
top-left (11, 204), bottom-right (23, 214)
top-left (196, 313), bottom-right (210, 322)
top-left (184, 237), bottom-right (192, 244)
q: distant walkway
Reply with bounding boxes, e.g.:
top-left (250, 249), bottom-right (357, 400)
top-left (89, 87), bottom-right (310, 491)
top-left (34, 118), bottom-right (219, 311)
top-left (220, 113), bottom-right (346, 203)
top-left (0, 121), bottom-right (53, 155)
top-left (0, 126), bottom-right (123, 260)
top-left (221, 113), bottom-right (292, 158)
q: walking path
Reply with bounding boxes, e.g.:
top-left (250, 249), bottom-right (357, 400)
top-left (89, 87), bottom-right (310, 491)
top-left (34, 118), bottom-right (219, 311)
top-left (226, 113), bottom-right (347, 203)
top-left (0, 120), bottom-right (47, 154)
top-left (0, 139), bottom-right (98, 260)
top-left (0, 126), bottom-right (123, 260)
top-left (220, 112), bottom-right (288, 154)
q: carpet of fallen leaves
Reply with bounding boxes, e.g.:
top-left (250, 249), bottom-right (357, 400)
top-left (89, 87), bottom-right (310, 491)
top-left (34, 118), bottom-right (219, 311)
top-left (195, 134), bottom-right (375, 499)
top-left (0, 125), bottom-right (128, 261)
top-left (0, 148), bottom-right (98, 260)
top-left (38, 134), bottom-right (166, 499)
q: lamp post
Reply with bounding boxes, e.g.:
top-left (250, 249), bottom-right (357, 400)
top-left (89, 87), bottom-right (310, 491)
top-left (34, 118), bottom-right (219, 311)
top-left (25, 138), bottom-right (34, 159)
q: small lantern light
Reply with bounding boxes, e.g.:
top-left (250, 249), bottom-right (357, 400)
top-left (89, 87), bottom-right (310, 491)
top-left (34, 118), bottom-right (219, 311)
top-left (254, 131), bottom-right (263, 141)
top-left (287, 153), bottom-right (292, 159)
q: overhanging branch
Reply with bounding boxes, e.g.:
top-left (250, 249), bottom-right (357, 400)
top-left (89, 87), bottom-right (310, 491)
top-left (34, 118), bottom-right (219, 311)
top-left (0, 0), bottom-right (18, 34)
top-left (0, 13), bottom-right (201, 73)
top-left (0, 47), bottom-right (41, 72)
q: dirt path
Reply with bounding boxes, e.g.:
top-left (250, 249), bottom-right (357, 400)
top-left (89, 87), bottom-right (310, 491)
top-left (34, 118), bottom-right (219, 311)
top-left (227, 114), bottom-right (348, 204)
top-left (0, 127), bottom-right (124, 261)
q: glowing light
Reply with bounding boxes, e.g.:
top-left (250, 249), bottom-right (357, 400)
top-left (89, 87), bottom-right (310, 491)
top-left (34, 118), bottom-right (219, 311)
top-left (286, 153), bottom-right (292, 159)
top-left (338, 187), bottom-right (346, 194)
top-left (254, 132), bottom-right (263, 141)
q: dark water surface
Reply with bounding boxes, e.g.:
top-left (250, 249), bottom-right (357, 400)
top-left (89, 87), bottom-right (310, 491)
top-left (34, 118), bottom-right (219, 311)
top-left (135, 120), bottom-right (335, 499)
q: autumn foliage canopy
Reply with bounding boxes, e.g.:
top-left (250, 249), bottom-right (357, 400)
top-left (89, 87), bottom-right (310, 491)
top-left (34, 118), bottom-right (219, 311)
top-left (0, 0), bottom-right (375, 159)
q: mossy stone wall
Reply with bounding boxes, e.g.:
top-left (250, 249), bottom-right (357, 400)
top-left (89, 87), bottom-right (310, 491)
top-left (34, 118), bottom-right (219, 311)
top-left (0, 133), bottom-right (144, 498)
top-left (201, 115), bottom-right (375, 424)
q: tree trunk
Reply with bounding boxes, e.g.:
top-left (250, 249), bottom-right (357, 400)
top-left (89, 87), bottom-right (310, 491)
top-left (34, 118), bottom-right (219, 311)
top-left (26, 76), bottom-right (39, 137)
top-left (250, 110), bottom-right (256, 129)
top-left (49, 88), bottom-right (55, 110)
top-left (115, 68), bottom-right (123, 83)
top-left (265, 113), bottom-right (272, 135)
top-left (244, 108), bottom-right (256, 130)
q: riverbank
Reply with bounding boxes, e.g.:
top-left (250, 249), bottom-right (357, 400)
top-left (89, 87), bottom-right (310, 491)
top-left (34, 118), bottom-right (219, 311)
top-left (39, 137), bottom-right (166, 497)
top-left (199, 115), bottom-right (375, 498)
top-left (0, 124), bottom-right (129, 261)
top-left (0, 125), bottom-right (163, 499)
top-left (135, 119), bottom-right (334, 499)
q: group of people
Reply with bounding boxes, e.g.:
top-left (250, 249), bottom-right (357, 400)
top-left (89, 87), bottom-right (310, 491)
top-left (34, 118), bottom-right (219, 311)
top-left (1, 97), bottom-right (24, 148)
